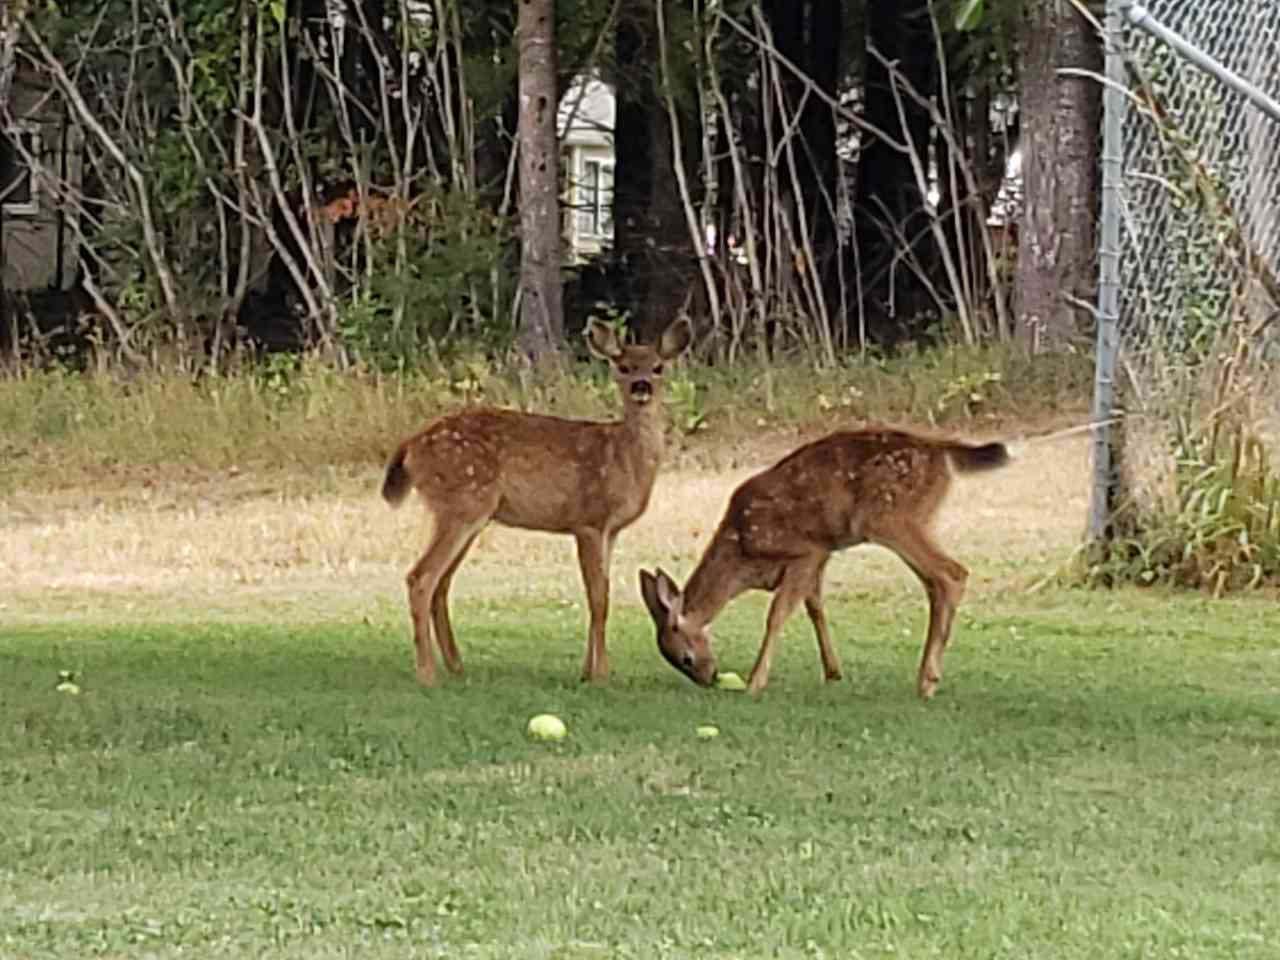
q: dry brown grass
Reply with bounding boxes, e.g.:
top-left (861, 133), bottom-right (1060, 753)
top-left (0, 429), bottom-right (1090, 626)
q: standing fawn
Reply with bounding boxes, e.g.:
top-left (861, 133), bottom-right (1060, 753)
top-left (639, 426), bottom-right (1010, 700)
top-left (382, 317), bottom-right (692, 687)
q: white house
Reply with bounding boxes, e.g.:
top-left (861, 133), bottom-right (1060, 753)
top-left (557, 74), bottom-right (615, 265)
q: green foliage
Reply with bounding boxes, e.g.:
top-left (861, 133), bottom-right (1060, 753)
top-left (256, 351), bottom-right (305, 401)
top-left (555, 0), bottom-right (617, 79)
top-left (937, 0), bottom-right (1021, 95)
top-left (954, 0), bottom-right (985, 33)
top-left (666, 370), bottom-right (708, 435)
top-left (20, 0), bottom-right (537, 364)
top-left (338, 192), bottom-right (517, 371)
top-left (1082, 416), bottom-right (1280, 595)
top-left (22, 0), bottom-right (259, 351)
top-left (934, 369), bottom-right (1003, 419)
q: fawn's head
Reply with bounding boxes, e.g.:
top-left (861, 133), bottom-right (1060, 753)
top-left (639, 568), bottom-right (718, 686)
top-left (586, 317), bottom-right (692, 409)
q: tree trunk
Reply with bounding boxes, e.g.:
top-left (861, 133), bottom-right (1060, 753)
top-left (516, 0), bottom-right (564, 359)
top-left (1015, 0), bottom-right (1102, 351)
top-left (612, 0), bottom-right (696, 343)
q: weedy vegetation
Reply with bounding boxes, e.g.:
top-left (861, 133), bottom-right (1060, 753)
top-left (0, 343), bottom-right (1090, 495)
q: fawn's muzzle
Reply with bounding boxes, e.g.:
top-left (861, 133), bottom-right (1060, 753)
top-left (629, 380), bottom-right (654, 402)
top-left (684, 653), bottom-right (718, 687)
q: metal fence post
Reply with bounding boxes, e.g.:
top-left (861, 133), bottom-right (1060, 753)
top-left (1088, 0), bottom-right (1126, 542)
top-left (1123, 3), bottom-right (1280, 125)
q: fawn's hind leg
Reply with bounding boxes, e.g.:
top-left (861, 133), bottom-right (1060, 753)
top-left (407, 513), bottom-right (489, 687)
top-left (432, 531), bottom-right (481, 674)
top-left (871, 520), bottom-right (968, 700)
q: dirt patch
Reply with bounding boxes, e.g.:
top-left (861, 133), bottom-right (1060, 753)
top-left (0, 426), bottom-right (1090, 624)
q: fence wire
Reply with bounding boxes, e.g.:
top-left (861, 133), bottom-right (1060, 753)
top-left (1093, 0), bottom-right (1280, 538)
top-left (1117, 0), bottom-right (1280, 365)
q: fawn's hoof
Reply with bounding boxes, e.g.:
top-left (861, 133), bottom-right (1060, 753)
top-left (415, 667), bottom-right (438, 688)
top-left (917, 676), bottom-right (939, 700)
top-left (580, 653), bottom-right (610, 684)
top-left (824, 669), bottom-right (843, 683)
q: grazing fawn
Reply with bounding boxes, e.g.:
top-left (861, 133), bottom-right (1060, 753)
top-left (638, 426), bottom-right (1010, 699)
top-left (382, 317), bottom-right (693, 687)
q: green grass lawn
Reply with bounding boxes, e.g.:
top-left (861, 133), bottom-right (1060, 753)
top-left (3, 589), bottom-right (1278, 959)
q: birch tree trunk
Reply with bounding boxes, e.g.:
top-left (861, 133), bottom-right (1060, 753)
top-left (516, 0), bottom-right (565, 360)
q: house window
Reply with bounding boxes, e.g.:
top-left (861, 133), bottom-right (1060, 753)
top-left (1, 125), bottom-right (40, 217)
top-left (579, 158), bottom-right (613, 237)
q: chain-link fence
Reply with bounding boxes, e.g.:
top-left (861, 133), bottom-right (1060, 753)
top-left (1116, 0), bottom-right (1280, 362)
top-left (1089, 0), bottom-right (1280, 583)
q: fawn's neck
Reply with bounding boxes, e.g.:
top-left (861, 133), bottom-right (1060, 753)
top-left (619, 397), bottom-right (668, 462)
top-left (680, 536), bottom-right (745, 630)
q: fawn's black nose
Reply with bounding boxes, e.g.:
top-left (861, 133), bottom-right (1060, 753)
top-left (630, 380), bottom-right (653, 400)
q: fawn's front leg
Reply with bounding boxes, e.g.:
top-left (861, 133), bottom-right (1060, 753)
top-left (804, 558), bottom-right (842, 682)
top-left (575, 528), bottom-right (613, 682)
top-left (747, 559), bottom-right (821, 696)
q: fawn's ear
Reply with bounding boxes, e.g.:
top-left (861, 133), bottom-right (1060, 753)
top-left (586, 320), bottom-right (624, 362)
top-left (639, 568), bottom-right (681, 625)
top-left (657, 316), bottom-right (693, 360)
top-left (653, 567), bottom-right (683, 616)
top-left (639, 569), bottom-right (665, 625)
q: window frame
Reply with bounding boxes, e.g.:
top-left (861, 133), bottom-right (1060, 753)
top-left (1, 122), bottom-right (42, 218)
top-left (579, 157), bottom-right (614, 239)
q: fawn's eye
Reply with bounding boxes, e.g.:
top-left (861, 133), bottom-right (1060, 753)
top-left (652, 364), bottom-right (664, 376)
top-left (680, 651), bottom-right (694, 669)
top-left (618, 364), bottom-right (632, 375)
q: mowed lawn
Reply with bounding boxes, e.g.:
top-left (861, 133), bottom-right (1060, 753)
top-left (3, 586), bottom-right (1279, 959)
top-left (3, 435), bottom-right (1279, 958)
